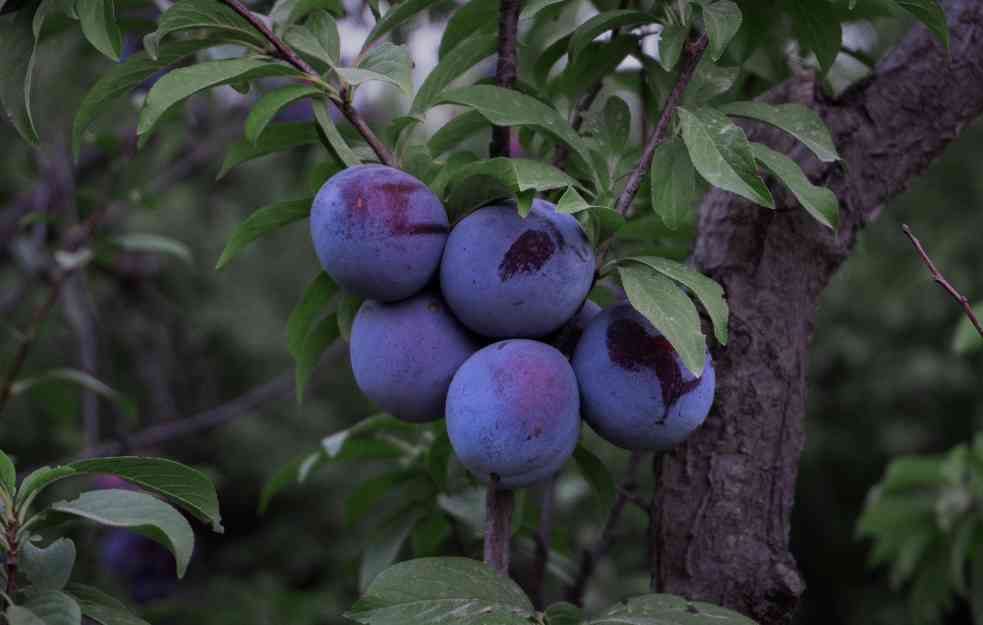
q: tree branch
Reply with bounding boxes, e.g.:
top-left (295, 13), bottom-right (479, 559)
top-left (216, 0), bottom-right (395, 166)
top-left (489, 0), bottom-right (521, 158)
top-left (902, 224), bottom-right (983, 338)
top-left (566, 450), bottom-right (644, 606)
top-left (614, 33), bottom-right (707, 216)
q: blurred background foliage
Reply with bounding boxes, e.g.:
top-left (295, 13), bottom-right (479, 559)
top-left (1, 0), bottom-right (981, 624)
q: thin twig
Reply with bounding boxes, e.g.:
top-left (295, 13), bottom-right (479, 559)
top-left (902, 224), bottom-right (983, 339)
top-left (484, 475), bottom-right (514, 576)
top-left (489, 0), bottom-right (521, 158)
top-left (647, 451), bottom-right (664, 592)
top-left (216, 0), bottom-right (395, 166)
top-left (614, 33), bottom-right (708, 216)
top-left (566, 450), bottom-right (645, 606)
top-left (530, 475), bottom-right (555, 609)
top-left (554, 83), bottom-right (603, 170)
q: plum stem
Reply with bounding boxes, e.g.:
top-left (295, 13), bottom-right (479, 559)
top-left (613, 33), bottom-right (709, 216)
top-left (566, 450), bottom-right (645, 605)
top-left (216, 0), bottom-right (396, 167)
top-left (902, 224), bottom-right (983, 339)
top-left (484, 475), bottom-right (514, 576)
top-left (489, 0), bottom-right (521, 158)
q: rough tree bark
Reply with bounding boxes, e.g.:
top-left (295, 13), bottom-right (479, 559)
top-left (652, 3), bottom-right (983, 623)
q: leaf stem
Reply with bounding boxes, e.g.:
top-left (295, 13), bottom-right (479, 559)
top-left (216, 0), bottom-right (395, 166)
top-left (484, 475), bottom-right (514, 576)
top-left (613, 33), bottom-right (708, 216)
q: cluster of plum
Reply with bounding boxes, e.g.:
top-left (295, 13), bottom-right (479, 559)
top-left (310, 165), bottom-right (715, 489)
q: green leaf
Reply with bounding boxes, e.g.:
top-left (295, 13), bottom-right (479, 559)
top-left (216, 198), bottom-right (311, 269)
top-left (952, 303), bottom-right (983, 354)
top-left (677, 106), bottom-right (774, 209)
top-left (680, 57), bottom-right (740, 107)
top-left (143, 0), bottom-right (267, 59)
top-left (338, 43), bottom-right (412, 96)
top-left (285, 13), bottom-right (339, 67)
top-left (789, 0), bottom-right (841, 75)
top-left (67, 456), bottom-right (223, 533)
top-left (15, 466), bottom-right (77, 509)
top-left (412, 33), bottom-right (497, 114)
top-left (619, 263), bottom-right (706, 375)
top-left (337, 291), bottom-right (362, 342)
top-left (437, 85), bottom-right (597, 184)
top-left (313, 99), bottom-right (360, 168)
top-left (49, 489), bottom-right (195, 577)
top-left (573, 444), bottom-right (616, 520)
top-left (599, 96), bottom-right (631, 151)
top-left (588, 594), bottom-right (758, 625)
top-left (0, 3), bottom-right (39, 145)
top-left (295, 313), bottom-right (339, 402)
top-left (0, 449), bottom-right (15, 496)
top-left (108, 233), bottom-right (193, 264)
top-left (346, 471), bottom-right (414, 526)
top-left (427, 110), bottom-right (489, 156)
top-left (360, 510), bottom-right (422, 591)
top-left (552, 36), bottom-right (635, 104)
top-left (270, 0), bottom-right (344, 29)
top-left (698, 0), bottom-right (741, 61)
top-left (77, 0), bottom-right (121, 61)
top-left (73, 38), bottom-right (221, 160)
top-left (721, 101), bottom-right (839, 163)
top-left (650, 140), bottom-right (703, 231)
top-left (6, 606), bottom-right (46, 625)
top-left (219, 122), bottom-right (322, 179)
top-left (545, 602), bottom-right (583, 625)
top-left (568, 10), bottom-right (657, 59)
top-left (891, 0), bottom-right (948, 49)
top-left (246, 85), bottom-right (321, 145)
top-left (68, 584), bottom-right (151, 625)
top-left (438, 0), bottom-right (497, 58)
top-left (10, 368), bottom-right (137, 418)
top-left (21, 539), bottom-right (76, 591)
top-left (622, 256), bottom-right (729, 346)
top-left (658, 24), bottom-right (688, 71)
top-left (972, 549), bottom-right (983, 625)
top-left (751, 143), bottom-right (839, 229)
top-left (22, 590), bottom-right (81, 625)
top-left (346, 557), bottom-right (535, 625)
top-left (448, 157), bottom-right (581, 199)
top-left (411, 511), bottom-right (451, 557)
top-left (364, 0), bottom-right (441, 49)
top-left (287, 272), bottom-right (338, 359)
top-left (138, 59), bottom-right (301, 141)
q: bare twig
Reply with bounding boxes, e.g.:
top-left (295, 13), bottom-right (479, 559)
top-left (554, 84), bottom-right (603, 170)
top-left (566, 450), bottom-right (645, 606)
top-left (216, 0), bottom-right (395, 166)
top-left (614, 33), bottom-right (708, 216)
top-left (902, 224), bottom-right (983, 338)
top-left (484, 475), bottom-right (514, 576)
top-left (489, 0), bottom-right (521, 158)
top-left (530, 475), bottom-right (555, 609)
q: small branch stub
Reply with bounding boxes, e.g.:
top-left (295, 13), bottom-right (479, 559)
top-left (484, 475), bottom-right (514, 576)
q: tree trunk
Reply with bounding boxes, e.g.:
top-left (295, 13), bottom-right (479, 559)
top-left (652, 3), bottom-right (983, 623)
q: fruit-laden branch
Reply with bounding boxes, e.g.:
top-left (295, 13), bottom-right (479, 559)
top-left (653, 2), bottom-right (983, 623)
top-left (216, 0), bottom-right (396, 166)
top-left (489, 0), bottom-right (521, 158)
top-left (902, 224), bottom-right (983, 338)
top-left (614, 33), bottom-right (708, 216)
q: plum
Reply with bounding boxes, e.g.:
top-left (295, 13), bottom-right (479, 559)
top-left (351, 292), bottom-right (479, 422)
top-left (440, 199), bottom-right (596, 338)
top-left (310, 165), bottom-right (449, 302)
top-left (572, 304), bottom-right (715, 451)
top-left (446, 339), bottom-right (581, 488)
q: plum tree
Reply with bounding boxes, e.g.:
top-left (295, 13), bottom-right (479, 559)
top-left (350, 292), bottom-right (479, 422)
top-left (446, 339), bottom-right (580, 488)
top-left (440, 200), bottom-right (596, 338)
top-left (572, 304), bottom-right (715, 451)
top-left (310, 165), bottom-right (449, 302)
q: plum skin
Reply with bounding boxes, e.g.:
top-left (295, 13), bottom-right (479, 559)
top-left (572, 304), bottom-right (715, 451)
top-left (439, 199), bottom-right (596, 338)
top-left (351, 292), bottom-right (479, 423)
top-left (446, 339), bottom-right (581, 488)
top-left (310, 164), bottom-right (449, 302)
